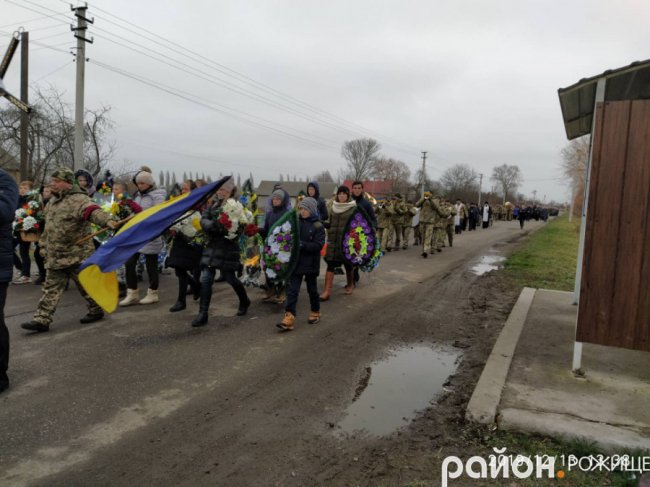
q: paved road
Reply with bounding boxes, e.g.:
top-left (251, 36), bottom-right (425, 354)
top-left (0, 219), bottom-right (544, 486)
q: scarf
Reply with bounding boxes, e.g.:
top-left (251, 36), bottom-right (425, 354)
top-left (331, 200), bottom-right (356, 214)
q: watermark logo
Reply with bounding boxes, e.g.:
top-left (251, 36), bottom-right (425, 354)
top-left (441, 448), bottom-right (650, 486)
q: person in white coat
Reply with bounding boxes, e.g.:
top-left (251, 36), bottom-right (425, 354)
top-left (120, 171), bottom-right (167, 306)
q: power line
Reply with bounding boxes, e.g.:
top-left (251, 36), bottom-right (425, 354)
top-left (30, 58), bottom-right (72, 84)
top-left (88, 4), bottom-right (423, 154)
top-left (89, 59), bottom-right (341, 151)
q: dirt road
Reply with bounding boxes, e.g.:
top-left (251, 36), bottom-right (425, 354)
top-left (0, 220), bottom-right (544, 486)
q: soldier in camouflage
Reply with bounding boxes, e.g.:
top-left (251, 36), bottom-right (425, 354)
top-left (389, 194), bottom-right (407, 251)
top-left (415, 191), bottom-right (444, 258)
top-left (442, 199), bottom-right (457, 247)
top-left (20, 168), bottom-right (119, 333)
top-left (375, 199), bottom-right (393, 252)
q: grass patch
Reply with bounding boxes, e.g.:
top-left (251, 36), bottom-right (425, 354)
top-left (504, 214), bottom-right (580, 291)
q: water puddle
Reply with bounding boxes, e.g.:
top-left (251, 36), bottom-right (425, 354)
top-left (337, 344), bottom-right (460, 436)
top-left (470, 254), bottom-right (506, 275)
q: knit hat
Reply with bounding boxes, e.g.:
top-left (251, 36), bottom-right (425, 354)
top-left (220, 176), bottom-right (235, 193)
top-left (50, 167), bottom-right (75, 184)
top-left (135, 171), bottom-right (155, 186)
top-left (299, 197), bottom-right (318, 216)
top-left (271, 189), bottom-right (286, 200)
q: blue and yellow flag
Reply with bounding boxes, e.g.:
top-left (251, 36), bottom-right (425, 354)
top-left (79, 177), bottom-right (229, 313)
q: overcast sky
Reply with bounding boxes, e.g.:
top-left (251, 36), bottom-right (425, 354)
top-left (2, 0), bottom-right (649, 202)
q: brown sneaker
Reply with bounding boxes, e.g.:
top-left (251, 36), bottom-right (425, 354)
top-left (276, 312), bottom-right (295, 331)
top-left (308, 311), bottom-right (321, 324)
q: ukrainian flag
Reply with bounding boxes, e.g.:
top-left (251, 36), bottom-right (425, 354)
top-left (79, 177), bottom-right (229, 313)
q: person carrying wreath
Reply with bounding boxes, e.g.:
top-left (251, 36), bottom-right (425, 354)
top-left (319, 185), bottom-right (357, 301)
top-left (277, 197), bottom-right (326, 331)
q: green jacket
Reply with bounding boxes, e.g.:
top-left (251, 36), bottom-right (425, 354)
top-left (416, 196), bottom-right (444, 225)
top-left (41, 185), bottom-right (113, 269)
top-left (324, 202), bottom-right (356, 263)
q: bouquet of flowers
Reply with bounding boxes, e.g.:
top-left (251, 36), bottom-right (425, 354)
top-left (261, 209), bottom-right (299, 282)
top-left (97, 181), bottom-right (112, 196)
top-left (213, 198), bottom-right (252, 240)
top-left (111, 193), bottom-right (142, 220)
top-left (342, 208), bottom-right (382, 272)
top-left (13, 191), bottom-right (44, 238)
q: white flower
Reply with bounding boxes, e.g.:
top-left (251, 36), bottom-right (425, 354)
top-left (277, 251), bottom-right (291, 263)
top-left (265, 268), bottom-right (277, 279)
top-left (15, 209), bottom-right (25, 219)
top-left (281, 222), bottom-right (291, 232)
top-left (272, 226), bottom-right (280, 236)
top-left (22, 216), bottom-right (38, 231)
top-left (270, 241), bottom-right (281, 254)
top-left (28, 200), bottom-right (40, 209)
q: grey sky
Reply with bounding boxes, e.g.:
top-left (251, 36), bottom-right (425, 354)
top-left (2, 0), bottom-right (649, 202)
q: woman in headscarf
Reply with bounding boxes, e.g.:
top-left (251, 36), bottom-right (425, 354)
top-left (192, 177), bottom-right (250, 327)
top-left (259, 188), bottom-right (291, 303)
top-left (319, 185), bottom-right (356, 301)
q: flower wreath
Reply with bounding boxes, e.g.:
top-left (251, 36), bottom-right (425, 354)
top-left (261, 209), bottom-right (299, 283)
top-left (342, 206), bottom-right (383, 272)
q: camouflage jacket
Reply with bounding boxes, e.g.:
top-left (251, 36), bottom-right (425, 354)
top-left (443, 202), bottom-right (457, 227)
top-left (375, 203), bottom-right (393, 228)
top-left (390, 200), bottom-right (407, 224)
top-left (415, 196), bottom-right (445, 225)
top-left (41, 185), bottom-right (114, 269)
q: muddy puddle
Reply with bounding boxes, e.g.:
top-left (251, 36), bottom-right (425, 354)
top-left (337, 345), bottom-right (460, 436)
top-left (470, 254), bottom-right (506, 275)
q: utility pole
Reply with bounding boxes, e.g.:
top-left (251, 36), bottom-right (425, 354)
top-left (36, 122), bottom-right (41, 179)
top-left (532, 189), bottom-right (537, 205)
top-left (477, 173), bottom-right (483, 205)
top-left (420, 151), bottom-right (427, 198)
top-left (20, 30), bottom-right (28, 180)
top-left (71, 4), bottom-right (93, 172)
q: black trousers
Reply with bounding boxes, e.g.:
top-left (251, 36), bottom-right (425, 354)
top-left (200, 267), bottom-right (248, 306)
top-left (17, 240), bottom-right (31, 277)
top-left (285, 273), bottom-right (319, 316)
top-left (174, 267), bottom-right (199, 302)
top-left (125, 253), bottom-right (159, 290)
top-left (0, 281), bottom-right (9, 385)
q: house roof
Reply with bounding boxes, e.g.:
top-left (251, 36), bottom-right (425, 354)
top-left (256, 180), bottom-right (338, 197)
top-left (558, 59), bottom-right (650, 140)
top-left (342, 179), bottom-right (393, 196)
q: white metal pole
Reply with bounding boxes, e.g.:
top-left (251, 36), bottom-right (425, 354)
top-left (572, 77), bottom-right (606, 374)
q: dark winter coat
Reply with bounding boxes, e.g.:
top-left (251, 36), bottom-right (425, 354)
top-left (200, 199), bottom-right (242, 271)
top-left (307, 181), bottom-right (328, 222)
top-left (324, 202), bottom-right (356, 264)
top-left (260, 205), bottom-right (289, 239)
top-left (0, 170), bottom-right (19, 283)
top-left (294, 215), bottom-right (325, 275)
top-left (353, 193), bottom-right (377, 229)
top-left (168, 236), bottom-right (202, 270)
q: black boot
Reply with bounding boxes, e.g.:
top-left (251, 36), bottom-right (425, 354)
top-left (169, 300), bottom-right (186, 312)
top-left (235, 284), bottom-right (250, 316)
top-left (192, 284), bottom-right (212, 327)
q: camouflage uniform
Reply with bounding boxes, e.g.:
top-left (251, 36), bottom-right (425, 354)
top-left (401, 203), bottom-right (416, 249)
top-left (415, 194), bottom-right (443, 255)
top-left (389, 196), bottom-right (407, 251)
top-left (32, 170), bottom-right (115, 327)
top-left (443, 201), bottom-right (457, 247)
top-left (432, 196), bottom-right (449, 251)
top-left (376, 201), bottom-right (393, 252)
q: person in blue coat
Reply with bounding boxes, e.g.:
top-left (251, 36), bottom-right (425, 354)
top-left (307, 181), bottom-right (328, 221)
top-left (277, 197), bottom-right (326, 331)
top-left (0, 169), bottom-right (19, 393)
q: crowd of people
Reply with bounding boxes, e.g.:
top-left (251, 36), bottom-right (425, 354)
top-left (0, 165), bottom-right (548, 394)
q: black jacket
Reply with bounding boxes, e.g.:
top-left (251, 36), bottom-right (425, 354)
top-left (0, 170), bottom-right (19, 283)
top-left (294, 216), bottom-right (325, 275)
top-left (307, 181), bottom-right (329, 221)
top-left (353, 194), bottom-right (377, 229)
top-left (199, 200), bottom-right (241, 271)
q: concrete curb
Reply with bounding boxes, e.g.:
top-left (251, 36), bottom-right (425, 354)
top-left (499, 407), bottom-right (650, 452)
top-left (465, 287), bottom-right (536, 424)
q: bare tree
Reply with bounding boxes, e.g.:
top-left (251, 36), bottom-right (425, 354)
top-left (372, 157), bottom-right (411, 194)
top-left (490, 164), bottom-right (523, 203)
top-left (0, 86), bottom-right (115, 183)
top-left (341, 138), bottom-right (381, 181)
top-left (440, 163), bottom-right (478, 201)
top-left (561, 136), bottom-right (590, 216)
top-left (314, 170), bottom-right (334, 183)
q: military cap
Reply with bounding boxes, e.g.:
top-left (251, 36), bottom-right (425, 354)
top-left (50, 167), bottom-right (75, 184)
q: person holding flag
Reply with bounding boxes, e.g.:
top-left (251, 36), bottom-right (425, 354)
top-left (20, 168), bottom-right (120, 333)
